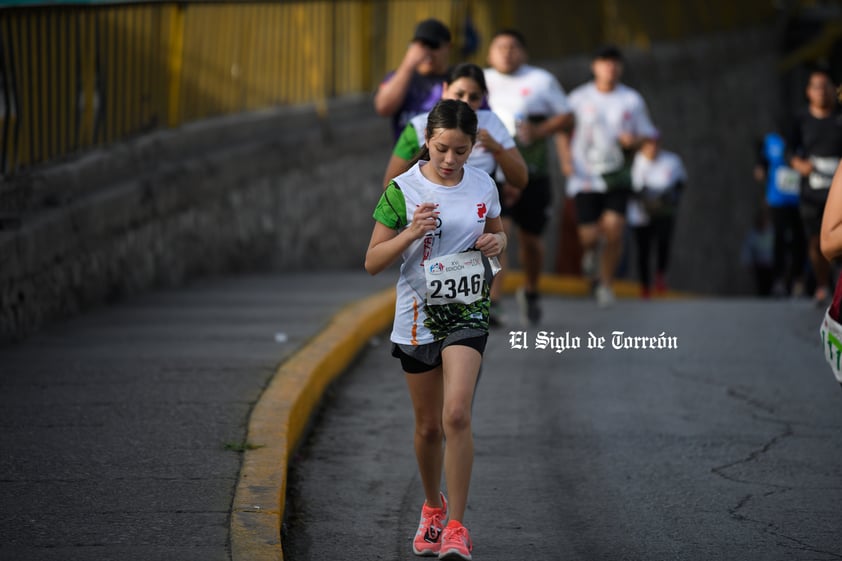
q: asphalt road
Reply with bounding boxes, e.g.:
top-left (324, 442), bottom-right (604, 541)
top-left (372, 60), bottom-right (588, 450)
top-left (283, 296), bottom-right (842, 561)
top-left (0, 272), bottom-right (393, 561)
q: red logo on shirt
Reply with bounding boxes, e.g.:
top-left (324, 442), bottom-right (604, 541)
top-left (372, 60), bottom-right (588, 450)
top-left (476, 202), bottom-right (487, 219)
top-left (422, 235), bottom-right (434, 263)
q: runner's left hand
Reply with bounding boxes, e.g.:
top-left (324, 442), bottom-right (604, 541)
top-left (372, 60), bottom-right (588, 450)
top-left (474, 232), bottom-right (505, 257)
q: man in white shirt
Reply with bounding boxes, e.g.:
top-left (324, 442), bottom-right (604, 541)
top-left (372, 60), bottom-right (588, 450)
top-left (560, 45), bottom-right (657, 307)
top-left (484, 29), bottom-right (574, 325)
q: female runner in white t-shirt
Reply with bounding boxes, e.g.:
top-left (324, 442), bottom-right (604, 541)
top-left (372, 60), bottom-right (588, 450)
top-left (365, 99), bottom-right (506, 560)
top-left (382, 62), bottom-right (527, 191)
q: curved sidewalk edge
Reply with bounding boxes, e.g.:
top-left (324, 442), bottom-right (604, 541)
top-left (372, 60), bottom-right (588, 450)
top-left (230, 286), bottom-right (397, 561)
top-left (228, 272), bottom-right (691, 561)
top-left (500, 271), bottom-right (692, 300)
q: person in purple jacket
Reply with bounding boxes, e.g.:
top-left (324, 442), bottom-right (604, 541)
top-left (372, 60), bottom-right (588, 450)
top-left (374, 18), bottom-right (453, 141)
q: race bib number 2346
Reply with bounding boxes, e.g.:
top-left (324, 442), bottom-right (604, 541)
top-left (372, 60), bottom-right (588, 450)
top-left (425, 251), bottom-right (484, 306)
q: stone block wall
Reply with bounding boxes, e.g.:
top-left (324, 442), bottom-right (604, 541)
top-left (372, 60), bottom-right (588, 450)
top-left (0, 96), bottom-right (393, 342)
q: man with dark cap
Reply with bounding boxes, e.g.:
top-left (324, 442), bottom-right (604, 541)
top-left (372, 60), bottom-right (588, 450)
top-left (374, 18), bottom-right (452, 140)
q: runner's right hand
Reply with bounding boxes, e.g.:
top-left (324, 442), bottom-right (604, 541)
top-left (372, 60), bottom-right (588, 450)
top-left (409, 202), bottom-right (439, 238)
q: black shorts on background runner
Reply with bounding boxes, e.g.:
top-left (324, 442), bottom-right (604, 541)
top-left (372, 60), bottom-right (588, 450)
top-left (574, 190), bottom-right (630, 225)
top-left (500, 175), bottom-right (552, 235)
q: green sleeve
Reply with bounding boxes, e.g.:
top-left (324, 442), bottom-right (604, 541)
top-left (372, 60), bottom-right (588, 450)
top-left (393, 124), bottom-right (421, 161)
top-left (372, 182), bottom-right (408, 229)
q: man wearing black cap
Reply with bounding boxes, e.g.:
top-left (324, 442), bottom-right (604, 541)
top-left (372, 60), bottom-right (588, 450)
top-left (374, 18), bottom-right (452, 140)
top-left (561, 44), bottom-right (657, 308)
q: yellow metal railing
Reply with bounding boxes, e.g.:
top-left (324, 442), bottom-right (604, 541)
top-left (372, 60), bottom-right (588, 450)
top-left (0, 4), bottom-right (173, 174)
top-left (0, 0), bottom-right (791, 178)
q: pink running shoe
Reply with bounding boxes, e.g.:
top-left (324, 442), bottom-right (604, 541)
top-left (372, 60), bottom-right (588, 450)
top-left (438, 520), bottom-right (472, 560)
top-left (412, 493), bottom-right (447, 556)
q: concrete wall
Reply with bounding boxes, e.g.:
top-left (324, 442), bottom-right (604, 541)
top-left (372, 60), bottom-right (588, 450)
top-left (543, 26), bottom-right (780, 296)
top-left (629, 27), bottom-right (781, 295)
top-left (0, 27), bottom-right (781, 342)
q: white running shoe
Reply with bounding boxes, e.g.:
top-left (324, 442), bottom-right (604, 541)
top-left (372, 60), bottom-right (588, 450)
top-left (581, 249), bottom-right (597, 280)
top-left (596, 283), bottom-right (615, 308)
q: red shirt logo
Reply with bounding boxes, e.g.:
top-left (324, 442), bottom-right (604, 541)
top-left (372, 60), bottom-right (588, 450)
top-left (476, 202), bottom-right (487, 219)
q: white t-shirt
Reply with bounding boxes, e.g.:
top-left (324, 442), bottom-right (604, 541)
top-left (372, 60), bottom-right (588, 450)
top-left (372, 162), bottom-right (502, 345)
top-left (566, 82), bottom-right (657, 196)
top-left (484, 64), bottom-right (571, 136)
top-left (627, 149), bottom-right (687, 226)
top-left (405, 109), bottom-right (515, 176)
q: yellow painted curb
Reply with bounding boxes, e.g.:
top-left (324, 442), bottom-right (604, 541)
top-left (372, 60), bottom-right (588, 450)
top-left (501, 271), bottom-right (692, 300)
top-left (230, 286), bottom-right (396, 561)
top-left (229, 271), bottom-right (691, 560)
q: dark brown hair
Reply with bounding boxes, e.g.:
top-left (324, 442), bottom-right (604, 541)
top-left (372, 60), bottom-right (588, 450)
top-left (409, 99), bottom-right (478, 165)
top-left (447, 62), bottom-right (488, 93)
